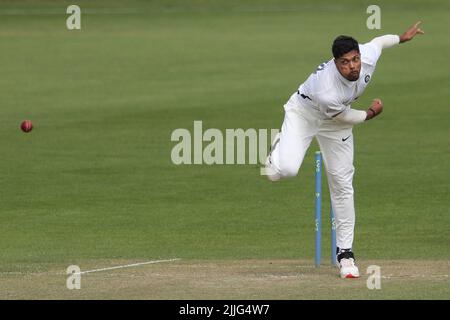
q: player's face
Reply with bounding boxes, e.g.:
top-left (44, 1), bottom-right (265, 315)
top-left (334, 50), bottom-right (361, 81)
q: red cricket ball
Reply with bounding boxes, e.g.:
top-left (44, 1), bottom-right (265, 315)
top-left (21, 120), bottom-right (33, 133)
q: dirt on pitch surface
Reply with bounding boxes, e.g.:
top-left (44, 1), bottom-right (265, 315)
top-left (1, 259), bottom-right (448, 299)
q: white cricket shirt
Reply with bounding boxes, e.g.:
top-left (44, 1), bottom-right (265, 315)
top-left (298, 42), bottom-right (382, 118)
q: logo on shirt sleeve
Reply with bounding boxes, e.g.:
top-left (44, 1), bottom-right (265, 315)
top-left (364, 74), bottom-right (371, 83)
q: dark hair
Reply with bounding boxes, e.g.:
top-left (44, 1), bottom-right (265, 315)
top-left (332, 35), bottom-right (359, 59)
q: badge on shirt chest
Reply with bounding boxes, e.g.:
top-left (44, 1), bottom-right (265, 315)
top-left (364, 74), bottom-right (371, 83)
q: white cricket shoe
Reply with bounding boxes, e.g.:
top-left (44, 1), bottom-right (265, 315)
top-left (339, 257), bottom-right (360, 279)
top-left (337, 249), bottom-right (360, 278)
top-left (264, 133), bottom-right (282, 181)
top-left (265, 155), bottom-right (281, 181)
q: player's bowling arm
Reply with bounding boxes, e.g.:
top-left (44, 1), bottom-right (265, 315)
top-left (364, 99), bottom-right (383, 121)
top-left (334, 99), bottom-right (383, 123)
top-left (334, 109), bottom-right (367, 124)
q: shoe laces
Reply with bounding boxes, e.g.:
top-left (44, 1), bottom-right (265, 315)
top-left (340, 258), bottom-right (355, 268)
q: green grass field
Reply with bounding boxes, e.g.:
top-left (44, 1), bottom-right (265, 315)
top-left (0, 0), bottom-right (449, 299)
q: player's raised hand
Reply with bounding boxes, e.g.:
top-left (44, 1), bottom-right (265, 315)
top-left (399, 21), bottom-right (425, 43)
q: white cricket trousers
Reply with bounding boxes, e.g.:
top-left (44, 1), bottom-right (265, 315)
top-left (268, 92), bottom-right (356, 250)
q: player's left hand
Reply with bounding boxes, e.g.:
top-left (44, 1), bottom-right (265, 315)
top-left (399, 21), bottom-right (425, 43)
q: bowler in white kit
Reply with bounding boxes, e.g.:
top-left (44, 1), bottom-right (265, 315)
top-left (265, 22), bottom-right (424, 278)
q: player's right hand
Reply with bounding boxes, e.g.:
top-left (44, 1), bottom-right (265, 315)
top-left (371, 98), bottom-right (383, 114)
top-left (365, 98), bottom-right (383, 120)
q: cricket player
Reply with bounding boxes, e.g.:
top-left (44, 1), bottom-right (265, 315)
top-left (265, 22), bottom-right (424, 278)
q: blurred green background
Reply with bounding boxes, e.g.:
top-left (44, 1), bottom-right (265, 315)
top-left (0, 0), bottom-right (448, 272)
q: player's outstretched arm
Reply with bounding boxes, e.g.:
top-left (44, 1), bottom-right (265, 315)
top-left (399, 21), bottom-right (425, 43)
top-left (369, 21), bottom-right (425, 52)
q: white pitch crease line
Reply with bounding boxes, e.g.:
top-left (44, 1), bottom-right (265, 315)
top-left (0, 8), bottom-right (140, 16)
top-left (76, 258), bottom-right (181, 275)
top-left (381, 274), bottom-right (449, 279)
